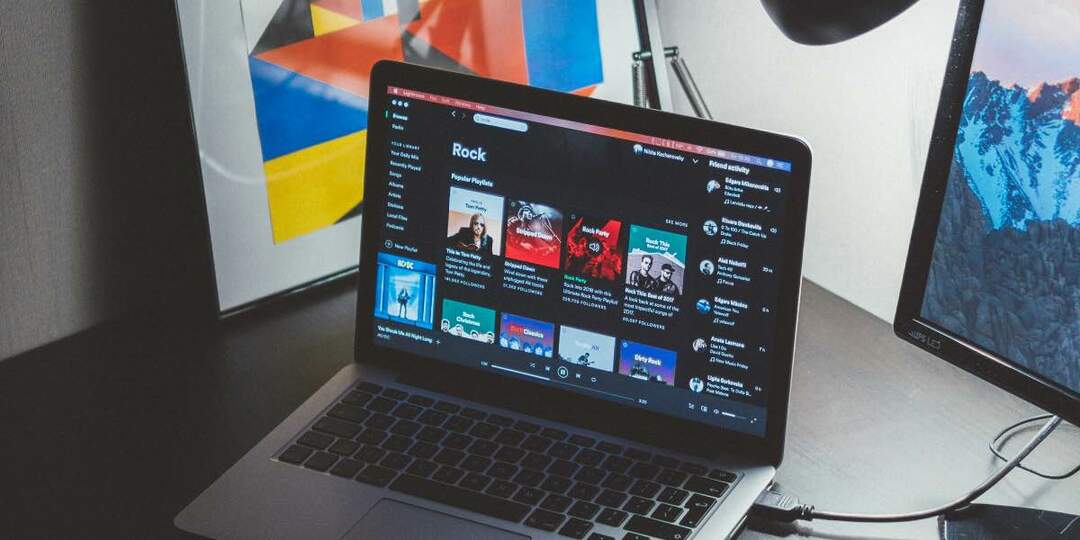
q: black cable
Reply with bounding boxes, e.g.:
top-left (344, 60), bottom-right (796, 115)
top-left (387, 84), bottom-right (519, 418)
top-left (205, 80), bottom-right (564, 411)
top-left (989, 413), bottom-right (1080, 480)
top-left (752, 415), bottom-right (1063, 523)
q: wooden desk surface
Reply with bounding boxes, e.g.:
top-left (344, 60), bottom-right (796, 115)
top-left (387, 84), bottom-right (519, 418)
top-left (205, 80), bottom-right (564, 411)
top-left (1, 280), bottom-right (1075, 539)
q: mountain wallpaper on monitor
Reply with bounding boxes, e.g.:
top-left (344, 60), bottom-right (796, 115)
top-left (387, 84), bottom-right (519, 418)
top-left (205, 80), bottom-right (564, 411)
top-left (921, 0), bottom-right (1080, 394)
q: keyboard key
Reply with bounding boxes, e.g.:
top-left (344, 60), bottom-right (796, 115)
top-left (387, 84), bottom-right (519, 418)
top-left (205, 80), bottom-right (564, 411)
top-left (684, 493), bottom-right (716, 512)
top-left (625, 448), bottom-right (652, 462)
top-left (513, 487), bottom-right (545, 505)
top-left (596, 508), bottom-right (629, 527)
top-left (408, 394), bottom-right (435, 407)
top-left (382, 388), bottom-right (408, 400)
top-left (679, 494), bottom-right (716, 528)
top-left (486, 479), bottom-right (518, 498)
top-left (657, 469), bottom-right (688, 486)
top-left (540, 475), bottom-right (572, 494)
top-left (328, 439), bottom-right (361, 456)
top-left (365, 413), bottom-right (395, 430)
top-left (389, 420), bottom-right (421, 437)
top-left (357, 429), bottom-right (388, 445)
top-left (549, 442), bottom-right (579, 460)
top-left (393, 404), bottom-right (422, 420)
top-left (417, 410), bottom-right (448, 427)
top-left (524, 509), bottom-right (566, 532)
top-left (541, 428), bottom-right (568, 440)
top-left (629, 480), bottom-right (661, 498)
top-left (432, 466), bottom-right (465, 484)
top-left (625, 515), bottom-right (693, 540)
top-left (488, 462), bottom-right (518, 480)
top-left (470, 422), bottom-right (499, 439)
top-left (575, 449), bottom-right (604, 467)
top-left (356, 464), bottom-right (397, 487)
top-left (355, 382), bottom-right (382, 394)
top-left (522, 452), bottom-right (554, 471)
top-left (513, 469), bottom-right (545, 488)
top-left (548, 459), bottom-right (579, 478)
top-left (627, 462), bottom-right (659, 480)
top-left (406, 459), bottom-right (438, 478)
top-left (596, 489), bottom-right (627, 507)
top-left (653, 455), bottom-right (681, 469)
top-left (683, 476), bottom-right (728, 498)
top-left (623, 533), bottom-right (650, 540)
top-left (313, 418), bottom-right (362, 439)
top-left (444, 416), bottom-right (474, 433)
top-left (575, 467), bottom-right (606, 484)
top-left (461, 408), bottom-right (487, 420)
top-left (514, 420), bottom-right (540, 433)
top-left (381, 452), bottom-right (412, 471)
top-left (434, 401), bottom-right (461, 414)
top-left (296, 431), bottom-right (334, 450)
top-left (494, 446), bottom-right (525, 463)
top-left (494, 429), bottom-right (525, 446)
top-left (368, 397), bottom-right (396, 413)
top-left (330, 458), bottom-right (363, 478)
top-left (383, 435), bottom-right (412, 453)
top-left (568, 500), bottom-right (600, 520)
top-left (328, 404), bottom-right (370, 424)
top-left (602, 474), bottom-right (632, 491)
top-left (540, 494), bottom-right (573, 513)
top-left (596, 441), bottom-right (622, 454)
top-left (460, 473), bottom-right (492, 492)
top-left (390, 474), bottom-right (531, 523)
top-left (434, 448), bottom-right (465, 467)
top-left (652, 503), bottom-right (683, 522)
top-left (278, 445), bottom-right (313, 465)
top-left (461, 455), bottom-right (492, 473)
top-left (522, 435), bottom-right (553, 452)
top-left (602, 456), bottom-right (633, 473)
top-left (356, 445), bottom-right (387, 463)
top-left (469, 439), bottom-right (498, 457)
top-left (488, 414), bottom-right (514, 427)
top-left (416, 426), bottom-right (447, 444)
top-left (407, 441), bottom-right (439, 460)
top-left (569, 482), bottom-right (600, 501)
top-left (623, 496), bottom-right (654, 515)
top-left (436, 433), bottom-right (467, 451)
top-left (568, 434), bottom-right (595, 447)
top-left (709, 469), bottom-right (737, 483)
top-left (679, 462), bottom-right (707, 475)
top-left (587, 534), bottom-right (615, 540)
top-left (559, 517), bottom-right (594, 539)
top-left (657, 487), bottom-right (689, 505)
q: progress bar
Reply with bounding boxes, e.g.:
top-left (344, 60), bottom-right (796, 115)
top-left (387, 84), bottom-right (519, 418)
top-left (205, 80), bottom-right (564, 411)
top-left (490, 364), bottom-right (551, 382)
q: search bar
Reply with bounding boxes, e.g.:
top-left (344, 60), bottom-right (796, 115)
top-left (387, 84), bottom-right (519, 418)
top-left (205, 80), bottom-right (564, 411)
top-left (473, 113), bottom-right (528, 133)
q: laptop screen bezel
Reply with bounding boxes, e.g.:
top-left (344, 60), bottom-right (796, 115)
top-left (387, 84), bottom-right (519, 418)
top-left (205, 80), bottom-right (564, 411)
top-left (894, 0), bottom-right (1080, 427)
top-left (355, 60), bottom-right (812, 465)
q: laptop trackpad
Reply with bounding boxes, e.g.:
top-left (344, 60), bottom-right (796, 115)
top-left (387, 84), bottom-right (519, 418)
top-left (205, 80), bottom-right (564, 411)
top-left (341, 498), bottom-right (529, 540)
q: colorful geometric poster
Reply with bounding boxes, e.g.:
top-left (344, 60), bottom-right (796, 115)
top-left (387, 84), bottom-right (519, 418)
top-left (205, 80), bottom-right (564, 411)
top-left (440, 298), bottom-right (496, 343)
top-left (626, 225), bottom-right (686, 297)
top-left (557, 326), bottom-right (616, 372)
top-left (446, 187), bottom-right (505, 256)
top-left (618, 340), bottom-right (677, 385)
top-left (504, 201), bottom-right (563, 268)
top-left (498, 313), bottom-right (555, 357)
top-left (240, 0), bottom-right (607, 244)
top-left (373, 252), bottom-right (437, 328)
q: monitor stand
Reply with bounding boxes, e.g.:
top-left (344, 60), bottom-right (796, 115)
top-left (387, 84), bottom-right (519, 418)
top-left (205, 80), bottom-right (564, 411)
top-left (940, 504), bottom-right (1080, 540)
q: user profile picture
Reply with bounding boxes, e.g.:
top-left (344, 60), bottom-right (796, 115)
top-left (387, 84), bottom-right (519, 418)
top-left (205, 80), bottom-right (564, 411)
top-left (689, 377), bottom-right (705, 393)
top-left (699, 259), bottom-right (715, 276)
top-left (706, 179), bottom-right (722, 193)
top-left (633, 144), bottom-right (644, 155)
top-left (695, 298), bottom-right (711, 314)
top-left (703, 220), bottom-right (718, 236)
top-left (692, 338), bottom-right (707, 353)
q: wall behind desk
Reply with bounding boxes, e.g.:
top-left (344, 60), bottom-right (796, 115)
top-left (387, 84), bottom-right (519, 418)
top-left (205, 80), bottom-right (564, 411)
top-left (658, 0), bottom-right (960, 321)
top-left (0, 1), bottom-right (212, 361)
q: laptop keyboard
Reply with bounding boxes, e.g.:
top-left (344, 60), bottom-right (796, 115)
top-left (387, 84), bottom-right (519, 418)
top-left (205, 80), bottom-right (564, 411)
top-left (276, 381), bottom-right (739, 539)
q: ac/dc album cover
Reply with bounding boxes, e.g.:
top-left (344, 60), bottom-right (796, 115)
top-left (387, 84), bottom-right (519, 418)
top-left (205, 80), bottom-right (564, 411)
top-left (563, 215), bottom-right (625, 281)
top-left (504, 200), bottom-right (563, 268)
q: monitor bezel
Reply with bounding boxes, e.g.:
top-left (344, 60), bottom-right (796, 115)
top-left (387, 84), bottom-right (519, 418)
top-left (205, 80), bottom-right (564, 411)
top-left (355, 60), bottom-right (812, 464)
top-left (895, 0), bottom-right (1080, 427)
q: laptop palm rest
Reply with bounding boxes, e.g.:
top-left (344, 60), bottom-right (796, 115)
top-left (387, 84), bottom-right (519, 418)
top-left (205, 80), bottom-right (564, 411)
top-left (342, 499), bottom-right (529, 540)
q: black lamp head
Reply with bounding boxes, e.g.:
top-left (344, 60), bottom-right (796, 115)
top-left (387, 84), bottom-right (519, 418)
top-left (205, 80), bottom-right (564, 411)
top-left (760, 0), bottom-right (920, 45)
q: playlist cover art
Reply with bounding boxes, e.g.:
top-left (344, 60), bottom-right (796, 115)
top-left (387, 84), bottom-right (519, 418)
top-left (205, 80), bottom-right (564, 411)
top-left (563, 215), bottom-right (625, 281)
top-left (373, 252), bottom-right (437, 329)
top-left (618, 340), bottom-right (677, 385)
top-left (499, 313), bottom-right (555, 357)
top-left (626, 225), bottom-right (687, 297)
top-left (440, 299), bottom-right (496, 344)
top-left (446, 187), bottom-right (504, 256)
top-left (504, 201), bottom-right (563, 268)
top-left (557, 326), bottom-right (616, 372)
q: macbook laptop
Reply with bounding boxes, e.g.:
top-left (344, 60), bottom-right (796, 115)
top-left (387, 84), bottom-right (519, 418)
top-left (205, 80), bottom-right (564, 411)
top-left (176, 61), bottom-right (811, 540)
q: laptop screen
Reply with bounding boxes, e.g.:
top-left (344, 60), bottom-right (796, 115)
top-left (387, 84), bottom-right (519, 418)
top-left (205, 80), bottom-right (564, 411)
top-left (367, 85), bottom-right (796, 437)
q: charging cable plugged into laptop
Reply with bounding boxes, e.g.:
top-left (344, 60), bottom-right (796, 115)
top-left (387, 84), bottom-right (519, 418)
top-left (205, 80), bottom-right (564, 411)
top-left (751, 415), bottom-right (1068, 524)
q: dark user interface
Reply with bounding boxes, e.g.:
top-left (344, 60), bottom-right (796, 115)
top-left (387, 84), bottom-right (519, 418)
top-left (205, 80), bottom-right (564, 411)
top-left (370, 86), bottom-right (795, 436)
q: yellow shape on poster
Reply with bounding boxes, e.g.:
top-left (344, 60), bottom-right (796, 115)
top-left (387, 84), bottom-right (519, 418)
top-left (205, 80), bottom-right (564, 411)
top-left (311, 5), bottom-right (360, 37)
top-left (265, 130), bottom-right (366, 244)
